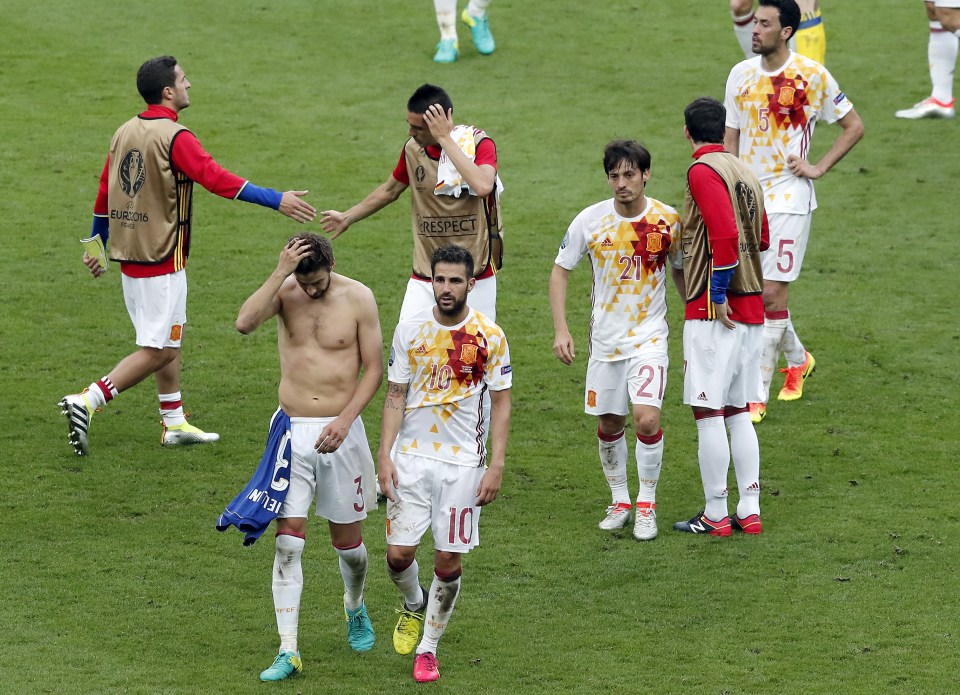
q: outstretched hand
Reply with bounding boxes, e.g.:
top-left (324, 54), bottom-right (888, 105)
top-left (278, 190), bottom-right (317, 223)
top-left (319, 210), bottom-right (350, 239)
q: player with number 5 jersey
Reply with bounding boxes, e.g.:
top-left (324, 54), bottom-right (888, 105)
top-left (723, 0), bottom-right (863, 423)
top-left (550, 140), bottom-right (683, 542)
top-left (378, 244), bottom-right (511, 684)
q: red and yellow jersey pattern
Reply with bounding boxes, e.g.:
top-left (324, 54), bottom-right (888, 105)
top-left (724, 52), bottom-right (853, 215)
top-left (388, 307), bottom-right (511, 467)
top-left (555, 197), bottom-right (681, 362)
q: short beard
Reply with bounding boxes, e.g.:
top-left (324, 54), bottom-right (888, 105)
top-left (435, 296), bottom-right (467, 317)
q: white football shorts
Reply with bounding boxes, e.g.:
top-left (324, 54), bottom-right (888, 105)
top-left (399, 275), bottom-right (497, 322)
top-left (121, 270), bottom-right (187, 348)
top-left (280, 416), bottom-right (377, 523)
top-left (683, 320), bottom-right (763, 410)
top-left (584, 344), bottom-right (669, 415)
top-left (384, 453), bottom-right (486, 552)
top-left (761, 212), bottom-right (812, 282)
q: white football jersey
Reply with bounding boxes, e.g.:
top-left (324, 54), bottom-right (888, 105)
top-left (724, 52), bottom-right (853, 214)
top-left (388, 307), bottom-right (511, 467)
top-left (555, 197), bottom-right (681, 362)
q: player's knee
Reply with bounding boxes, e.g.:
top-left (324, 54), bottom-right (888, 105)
top-left (761, 284), bottom-right (788, 311)
top-left (275, 531), bottom-right (305, 564)
top-left (386, 545), bottom-right (416, 569)
top-left (597, 414), bottom-right (626, 437)
top-left (938, 10), bottom-right (960, 32)
top-left (633, 413), bottom-right (661, 437)
top-left (434, 550), bottom-right (461, 575)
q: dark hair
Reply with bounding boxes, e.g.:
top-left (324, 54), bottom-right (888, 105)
top-left (431, 244), bottom-right (474, 278)
top-left (289, 233), bottom-right (335, 274)
top-left (684, 97), bottom-right (727, 144)
top-left (759, 0), bottom-right (801, 41)
top-left (408, 83), bottom-right (454, 115)
top-left (137, 56), bottom-right (179, 105)
top-left (603, 140), bottom-right (651, 175)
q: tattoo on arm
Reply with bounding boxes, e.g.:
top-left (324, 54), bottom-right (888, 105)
top-left (386, 383), bottom-right (407, 410)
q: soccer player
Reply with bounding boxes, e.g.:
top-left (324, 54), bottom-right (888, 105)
top-left (430, 1), bottom-right (496, 63)
top-left (895, 2), bottom-right (960, 119)
top-left (674, 96), bottom-right (770, 537)
top-left (320, 83), bottom-right (503, 322)
top-left (59, 56), bottom-right (316, 456)
top-left (724, 0), bottom-right (864, 423)
top-left (549, 140), bottom-right (683, 541)
top-left (233, 234), bottom-right (382, 681)
top-left (378, 245), bottom-right (511, 684)
top-left (731, 0), bottom-right (825, 64)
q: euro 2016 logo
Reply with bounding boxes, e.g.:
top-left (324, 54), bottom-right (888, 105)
top-left (118, 148), bottom-right (146, 198)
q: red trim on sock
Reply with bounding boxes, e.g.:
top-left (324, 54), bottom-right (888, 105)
top-left (277, 529), bottom-right (306, 540)
top-left (333, 538), bottom-right (363, 551)
top-left (95, 379), bottom-right (115, 402)
top-left (636, 428), bottom-right (663, 445)
top-left (693, 409), bottom-right (725, 421)
top-left (597, 427), bottom-right (625, 443)
top-left (159, 398), bottom-right (183, 410)
top-left (765, 309), bottom-right (789, 321)
top-left (636, 501), bottom-right (656, 510)
top-left (724, 405), bottom-right (749, 418)
top-left (435, 567), bottom-right (462, 582)
top-left (387, 556), bottom-right (415, 573)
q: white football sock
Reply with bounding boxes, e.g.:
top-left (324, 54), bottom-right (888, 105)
top-left (760, 316), bottom-right (788, 402)
top-left (434, 0), bottom-right (457, 40)
top-left (929, 22), bottom-right (958, 103)
top-left (417, 571), bottom-right (461, 656)
top-left (388, 557), bottom-right (424, 610)
top-left (696, 416), bottom-right (730, 521)
top-left (598, 429), bottom-right (630, 505)
top-left (780, 314), bottom-right (807, 367)
top-left (732, 11), bottom-right (755, 59)
top-left (336, 542), bottom-right (368, 611)
top-left (466, 0), bottom-right (491, 19)
top-left (634, 430), bottom-right (663, 505)
top-left (272, 533), bottom-right (305, 653)
top-left (158, 391), bottom-right (186, 426)
top-left (726, 412), bottom-right (761, 518)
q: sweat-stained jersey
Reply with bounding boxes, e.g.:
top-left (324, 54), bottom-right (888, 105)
top-left (724, 51), bottom-right (853, 215)
top-left (554, 197), bottom-right (681, 362)
top-left (388, 307), bottom-right (512, 467)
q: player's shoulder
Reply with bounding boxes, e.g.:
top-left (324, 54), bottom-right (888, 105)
top-left (727, 56), bottom-right (761, 81)
top-left (577, 198), bottom-right (616, 221)
top-left (467, 308), bottom-right (506, 339)
top-left (645, 196), bottom-right (680, 220)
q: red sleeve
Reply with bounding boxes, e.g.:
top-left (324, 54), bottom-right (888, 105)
top-left (94, 157), bottom-right (109, 215)
top-left (688, 162), bottom-right (739, 269)
top-left (170, 130), bottom-right (247, 198)
top-left (391, 149), bottom-right (409, 185)
top-left (475, 137), bottom-right (497, 170)
top-left (760, 210), bottom-right (770, 251)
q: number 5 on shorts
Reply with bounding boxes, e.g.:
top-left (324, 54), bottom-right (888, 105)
top-left (777, 238), bottom-right (795, 274)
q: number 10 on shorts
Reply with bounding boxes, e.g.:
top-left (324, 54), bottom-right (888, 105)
top-left (448, 507), bottom-right (475, 545)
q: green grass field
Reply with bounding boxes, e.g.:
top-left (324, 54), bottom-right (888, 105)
top-left (3, 1), bottom-right (959, 692)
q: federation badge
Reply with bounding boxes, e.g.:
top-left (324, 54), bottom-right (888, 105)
top-left (169, 324), bottom-right (182, 341)
top-left (778, 86), bottom-right (795, 107)
top-left (460, 343), bottom-right (478, 365)
top-left (646, 232), bottom-right (663, 254)
top-left (587, 390), bottom-right (597, 408)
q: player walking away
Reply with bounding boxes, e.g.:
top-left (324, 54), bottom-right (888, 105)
top-left (731, 0), bottom-right (825, 62)
top-left (896, 1), bottom-right (960, 119)
top-left (320, 83), bottom-right (503, 323)
top-left (59, 55), bottom-right (316, 456)
top-left (233, 234), bottom-right (382, 682)
top-left (723, 0), bottom-right (863, 423)
top-left (674, 97), bottom-right (770, 537)
top-left (378, 245), bottom-right (511, 684)
top-left (549, 141), bottom-right (683, 541)
top-left (430, 0), bottom-right (496, 63)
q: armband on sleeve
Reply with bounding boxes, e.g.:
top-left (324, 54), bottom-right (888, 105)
top-left (710, 266), bottom-right (736, 305)
top-left (92, 215), bottom-right (109, 244)
top-left (236, 182), bottom-right (283, 210)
